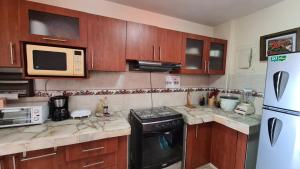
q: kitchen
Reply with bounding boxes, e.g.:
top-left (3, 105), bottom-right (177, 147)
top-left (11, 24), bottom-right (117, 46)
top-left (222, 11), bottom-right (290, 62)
top-left (0, 0), bottom-right (299, 169)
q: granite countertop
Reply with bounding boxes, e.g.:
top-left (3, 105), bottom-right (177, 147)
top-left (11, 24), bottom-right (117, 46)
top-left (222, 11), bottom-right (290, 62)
top-left (0, 111), bottom-right (131, 156)
top-left (171, 106), bottom-right (261, 135)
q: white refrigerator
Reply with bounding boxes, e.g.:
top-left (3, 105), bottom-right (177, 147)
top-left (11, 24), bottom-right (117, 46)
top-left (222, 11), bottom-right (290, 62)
top-left (256, 53), bottom-right (300, 169)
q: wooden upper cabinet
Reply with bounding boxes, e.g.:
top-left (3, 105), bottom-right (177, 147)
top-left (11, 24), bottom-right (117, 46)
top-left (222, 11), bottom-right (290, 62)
top-left (179, 33), bottom-right (209, 74)
top-left (0, 0), bottom-right (21, 68)
top-left (185, 123), bottom-right (212, 169)
top-left (158, 28), bottom-right (182, 64)
top-left (126, 22), bottom-right (158, 62)
top-left (126, 22), bottom-right (183, 64)
top-left (87, 14), bottom-right (126, 71)
top-left (20, 1), bottom-right (88, 47)
top-left (208, 38), bottom-right (227, 75)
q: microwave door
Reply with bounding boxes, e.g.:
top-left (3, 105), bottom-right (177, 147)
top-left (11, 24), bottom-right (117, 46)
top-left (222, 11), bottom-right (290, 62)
top-left (26, 44), bottom-right (74, 76)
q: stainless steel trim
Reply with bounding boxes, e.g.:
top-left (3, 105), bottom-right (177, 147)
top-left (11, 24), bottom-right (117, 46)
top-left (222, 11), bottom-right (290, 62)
top-left (138, 61), bottom-right (162, 66)
top-left (42, 37), bottom-right (67, 42)
top-left (83, 161), bottom-right (104, 168)
top-left (82, 147), bottom-right (104, 153)
top-left (20, 153), bottom-right (57, 162)
top-left (9, 42), bottom-right (14, 65)
top-left (12, 156), bottom-right (16, 169)
top-left (0, 80), bottom-right (29, 84)
top-left (141, 117), bottom-right (183, 125)
top-left (0, 68), bottom-right (23, 73)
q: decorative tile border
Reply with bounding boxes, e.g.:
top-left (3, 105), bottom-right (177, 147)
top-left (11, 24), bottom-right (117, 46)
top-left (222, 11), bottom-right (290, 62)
top-left (35, 87), bottom-right (264, 98)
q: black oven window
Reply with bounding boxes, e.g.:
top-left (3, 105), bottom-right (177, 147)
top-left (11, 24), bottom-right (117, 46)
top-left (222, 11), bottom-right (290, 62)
top-left (32, 50), bottom-right (67, 70)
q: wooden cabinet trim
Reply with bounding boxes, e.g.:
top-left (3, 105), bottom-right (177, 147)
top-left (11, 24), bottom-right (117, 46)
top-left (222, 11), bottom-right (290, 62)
top-left (207, 38), bottom-right (228, 75)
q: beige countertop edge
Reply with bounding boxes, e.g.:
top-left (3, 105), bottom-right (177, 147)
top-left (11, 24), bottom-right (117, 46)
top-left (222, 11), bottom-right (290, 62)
top-left (0, 128), bottom-right (131, 156)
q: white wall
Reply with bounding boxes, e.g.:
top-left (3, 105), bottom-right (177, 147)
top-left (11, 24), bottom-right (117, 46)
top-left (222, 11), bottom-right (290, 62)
top-left (219, 0), bottom-right (300, 92)
top-left (29, 0), bottom-right (214, 36)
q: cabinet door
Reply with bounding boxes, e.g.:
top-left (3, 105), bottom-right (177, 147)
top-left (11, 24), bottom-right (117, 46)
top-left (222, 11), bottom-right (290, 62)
top-left (126, 22), bottom-right (158, 61)
top-left (87, 15), bottom-right (126, 71)
top-left (0, 0), bottom-right (21, 67)
top-left (179, 33), bottom-right (209, 74)
top-left (158, 28), bottom-right (182, 64)
top-left (185, 123), bottom-right (212, 169)
top-left (13, 148), bottom-right (67, 169)
top-left (208, 38), bottom-right (227, 75)
top-left (234, 133), bottom-right (248, 169)
top-left (211, 123), bottom-right (237, 169)
top-left (20, 1), bottom-right (88, 47)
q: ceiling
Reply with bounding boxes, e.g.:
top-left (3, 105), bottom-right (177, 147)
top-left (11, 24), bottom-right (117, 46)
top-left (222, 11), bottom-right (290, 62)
top-left (105, 0), bottom-right (284, 26)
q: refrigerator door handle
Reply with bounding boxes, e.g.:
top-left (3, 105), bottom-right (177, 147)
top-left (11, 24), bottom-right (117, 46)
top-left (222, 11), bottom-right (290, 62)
top-left (273, 71), bottom-right (289, 101)
top-left (268, 117), bottom-right (283, 146)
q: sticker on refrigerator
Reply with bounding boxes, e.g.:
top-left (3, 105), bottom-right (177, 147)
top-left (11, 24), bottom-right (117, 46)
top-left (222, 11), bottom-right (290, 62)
top-left (270, 55), bottom-right (287, 62)
top-left (165, 76), bottom-right (180, 88)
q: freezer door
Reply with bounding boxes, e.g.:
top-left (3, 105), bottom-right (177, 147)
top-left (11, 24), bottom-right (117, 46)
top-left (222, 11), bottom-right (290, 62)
top-left (256, 109), bottom-right (300, 169)
top-left (264, 53), bottom-right (300, 112)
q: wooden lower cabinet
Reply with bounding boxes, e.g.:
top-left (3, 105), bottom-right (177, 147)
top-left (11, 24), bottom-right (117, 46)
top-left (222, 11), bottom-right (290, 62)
top-left (2, 136), bottom-right (127, 169)
top-left (185, 123), bottom-right (212, 169)
top-left (185, 123), bottom-right (248, 169)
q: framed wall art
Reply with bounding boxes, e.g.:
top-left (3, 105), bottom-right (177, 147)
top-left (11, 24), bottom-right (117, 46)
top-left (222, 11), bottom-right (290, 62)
top-left (260, 27), bottom-right (300, 61)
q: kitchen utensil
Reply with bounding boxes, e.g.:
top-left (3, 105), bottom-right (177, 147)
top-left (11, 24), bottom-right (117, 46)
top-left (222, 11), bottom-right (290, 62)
top-left (220, 95), bottom-right (239, 111)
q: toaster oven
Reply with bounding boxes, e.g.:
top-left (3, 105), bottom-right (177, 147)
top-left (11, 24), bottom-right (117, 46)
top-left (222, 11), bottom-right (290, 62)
top-left (0, 102), bottom-right (49, 128)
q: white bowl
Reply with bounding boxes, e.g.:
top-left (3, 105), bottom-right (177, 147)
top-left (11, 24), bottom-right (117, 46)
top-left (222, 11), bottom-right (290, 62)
top-left (220, 96), bottom-right (239, 112)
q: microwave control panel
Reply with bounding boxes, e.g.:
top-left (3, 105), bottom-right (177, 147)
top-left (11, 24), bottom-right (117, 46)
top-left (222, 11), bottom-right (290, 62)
top-left (73, 50), bottom-right (85, 76)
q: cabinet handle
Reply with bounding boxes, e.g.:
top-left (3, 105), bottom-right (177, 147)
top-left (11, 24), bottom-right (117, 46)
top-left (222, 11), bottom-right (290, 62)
top-left (159, 46), bottom-right (161, 60)
top-left (195, 125), bottom-right (198, 139)
top-left (42, 37), bottom-right (67, 42)
top-left (204, 61), bottom-right (207, 72)
top-left (12, 156), bottom-right (16, 169)
top-left (82, 146), bottom-right (104, 153)
top-left (91, 50), bottom-right (94, 69)
top-left (83, 161), bottom-right (104, 168)
top-left (208, 61), bottom-right (210, 74)
top-left (9, 42), bottom-right (14, 65)
top-left (153, 45), bottom-right (156, 60)
top-left (20, 153), bottom-right (57, 162)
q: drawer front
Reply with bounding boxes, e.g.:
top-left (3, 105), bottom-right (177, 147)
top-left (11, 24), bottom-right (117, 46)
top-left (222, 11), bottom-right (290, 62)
top-left (67, 153), bottom-right (116, 169)
top-left (66, 138), bottom-right (118, 161)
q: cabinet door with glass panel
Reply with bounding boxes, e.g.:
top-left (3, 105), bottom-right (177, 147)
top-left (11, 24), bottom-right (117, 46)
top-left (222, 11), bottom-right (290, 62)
top-left (208, 38), bottom-right (227, 75)
top-left (20, 1), bottom-right (88, 47)
top-left (180, 34), bottom-right (209, 74)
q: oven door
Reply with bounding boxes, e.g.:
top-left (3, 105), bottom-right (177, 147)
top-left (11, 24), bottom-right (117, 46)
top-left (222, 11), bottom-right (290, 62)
top-left (142, 127), bottom-right (183, 169)
top-left (25, 44), bottom-right (84, 77)
top-left (0, 107), bottom-right (33, 128)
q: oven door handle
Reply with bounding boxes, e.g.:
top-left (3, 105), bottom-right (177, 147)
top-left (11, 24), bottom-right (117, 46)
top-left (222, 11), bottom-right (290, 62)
top-left (144, 130), bottom-right (176, 136)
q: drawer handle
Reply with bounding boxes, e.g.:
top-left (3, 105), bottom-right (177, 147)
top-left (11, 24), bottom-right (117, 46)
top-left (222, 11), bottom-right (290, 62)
top-left (42, 37), bottom-right (67, 42)
top-left (82, 147), bottom-right (104, 153)
top-left (9, 42), bottom-right (15, 65)
top-left (20, 152), bottom-right (57, 162)
top-left (83, 161), bottom-right (104, 168)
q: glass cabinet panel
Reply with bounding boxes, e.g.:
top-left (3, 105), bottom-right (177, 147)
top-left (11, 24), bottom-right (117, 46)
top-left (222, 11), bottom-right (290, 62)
top-left (185, 38), bottom-right (204, 69)
top-left (29, 10), bottom-right (80, 39)
top-left (209, 42), bottom-right (225, 71)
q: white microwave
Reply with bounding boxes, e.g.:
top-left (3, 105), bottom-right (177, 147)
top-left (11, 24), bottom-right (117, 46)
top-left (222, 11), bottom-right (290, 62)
top-left (25, 44), bottom-right (86, 77)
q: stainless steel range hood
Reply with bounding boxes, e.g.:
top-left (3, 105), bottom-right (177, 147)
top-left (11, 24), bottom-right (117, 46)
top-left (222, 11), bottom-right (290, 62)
top-left (128, 61), bottom-right (181, 72)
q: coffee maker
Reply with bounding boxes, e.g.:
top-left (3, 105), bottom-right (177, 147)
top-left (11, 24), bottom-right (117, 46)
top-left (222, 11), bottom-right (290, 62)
top-left (49, 96), bottom-right (70, 121)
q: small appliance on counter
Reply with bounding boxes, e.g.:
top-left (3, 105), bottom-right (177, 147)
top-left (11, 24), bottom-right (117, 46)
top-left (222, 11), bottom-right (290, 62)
top-left (129, 107), bottom-right (183, 169)
top-left (70, 109), bottom-right (91, 119)
top-left (220, 95), bottom-right (239, 112)
top-left (49, 96), bottom-right (70, 121)
top-left (0, 102), bottom-right (49, 128)
top-left (234, 89), bottom-right (255, 115)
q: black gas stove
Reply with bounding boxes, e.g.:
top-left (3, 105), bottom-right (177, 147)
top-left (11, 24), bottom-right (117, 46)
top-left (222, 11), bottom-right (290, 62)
top-left (129, 107), bottom-right (183, 169)
top-left (131, 106), bottom-right (182, 123)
